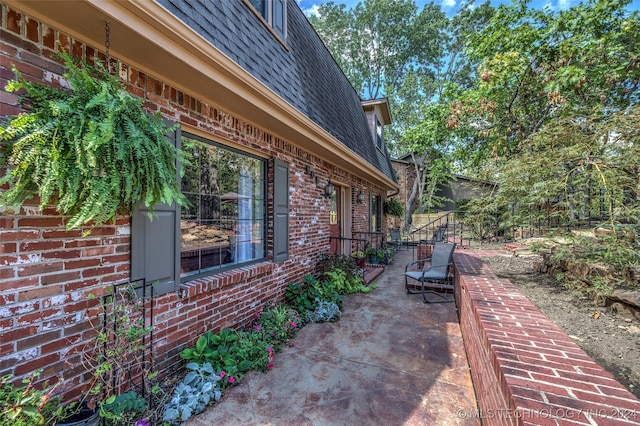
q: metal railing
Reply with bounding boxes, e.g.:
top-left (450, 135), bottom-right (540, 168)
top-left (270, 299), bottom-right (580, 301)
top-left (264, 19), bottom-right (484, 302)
top-left (352, 231), bottom-right (385, 250)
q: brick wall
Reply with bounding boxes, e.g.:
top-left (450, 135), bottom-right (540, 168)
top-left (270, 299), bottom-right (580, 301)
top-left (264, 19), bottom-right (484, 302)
top-left (454, 251), bottom-right (640, 425)
top-left (0, 3), bottom-right (388, 400)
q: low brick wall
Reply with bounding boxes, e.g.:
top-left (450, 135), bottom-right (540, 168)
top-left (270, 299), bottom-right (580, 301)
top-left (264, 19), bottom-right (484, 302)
top-left (453, 251), bottom-right (640, 426)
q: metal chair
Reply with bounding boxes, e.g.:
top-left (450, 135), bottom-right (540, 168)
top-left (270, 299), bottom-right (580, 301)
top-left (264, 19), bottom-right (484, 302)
top-left (388, 228), bottom-right (404, 252)
top-left (405, 242), bottom-right (456, 303)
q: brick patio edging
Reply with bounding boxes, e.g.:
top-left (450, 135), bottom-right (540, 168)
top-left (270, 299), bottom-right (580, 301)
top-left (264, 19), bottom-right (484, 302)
top-left (453, 251), bottom-right (640, 425)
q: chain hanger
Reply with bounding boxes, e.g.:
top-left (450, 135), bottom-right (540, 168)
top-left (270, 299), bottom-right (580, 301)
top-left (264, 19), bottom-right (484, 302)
top-left (105, 21), bottom-right (110, 72)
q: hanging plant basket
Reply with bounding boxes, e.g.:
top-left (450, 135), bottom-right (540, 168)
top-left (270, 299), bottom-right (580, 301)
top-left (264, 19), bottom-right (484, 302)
top-left (0, 50), bottom-right (187, 230)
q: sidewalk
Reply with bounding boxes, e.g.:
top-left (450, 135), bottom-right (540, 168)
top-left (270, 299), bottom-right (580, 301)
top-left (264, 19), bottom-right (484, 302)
top-left (186, 249), bottom-right (480, 425)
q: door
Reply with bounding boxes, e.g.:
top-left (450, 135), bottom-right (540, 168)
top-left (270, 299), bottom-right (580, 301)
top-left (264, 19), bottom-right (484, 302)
top-left (329, 183), bottom-right (341, 254)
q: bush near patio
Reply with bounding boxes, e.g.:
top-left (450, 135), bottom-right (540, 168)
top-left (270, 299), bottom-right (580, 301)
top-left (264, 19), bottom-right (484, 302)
top-left (169, 258), bottom-right (376, 423)
top-left (532, 228), bottom-right (640, 302)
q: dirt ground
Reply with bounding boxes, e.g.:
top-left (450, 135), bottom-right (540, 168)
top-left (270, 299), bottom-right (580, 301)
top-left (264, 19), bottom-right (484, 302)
top-left (479, 253), bottom-right (640, 400)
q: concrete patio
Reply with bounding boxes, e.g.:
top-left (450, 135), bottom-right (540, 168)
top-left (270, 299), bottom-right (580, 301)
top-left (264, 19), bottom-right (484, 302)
top-left (185, 248), bottom-right (480, 425)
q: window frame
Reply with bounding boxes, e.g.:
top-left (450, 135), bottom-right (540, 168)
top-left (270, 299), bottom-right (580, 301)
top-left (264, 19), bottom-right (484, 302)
top-left (244, 0), bottom-right (288, 47)
top-left (179, 132), bottom-right (268, 282)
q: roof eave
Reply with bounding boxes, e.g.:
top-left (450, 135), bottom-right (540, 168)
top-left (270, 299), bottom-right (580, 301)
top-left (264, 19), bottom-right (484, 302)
top-left (6, 0), bottom-right (397, 191)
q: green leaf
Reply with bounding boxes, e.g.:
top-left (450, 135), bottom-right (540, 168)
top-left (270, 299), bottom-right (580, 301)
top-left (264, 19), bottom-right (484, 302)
top-left (195, 335), bottom-right (208, 353)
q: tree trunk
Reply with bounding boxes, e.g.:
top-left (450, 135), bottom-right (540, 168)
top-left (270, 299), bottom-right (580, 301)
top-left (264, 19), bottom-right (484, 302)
top-left (404, 153), bottom-right (427, 230)
top-left (404, 174), bottom-right (420, 231)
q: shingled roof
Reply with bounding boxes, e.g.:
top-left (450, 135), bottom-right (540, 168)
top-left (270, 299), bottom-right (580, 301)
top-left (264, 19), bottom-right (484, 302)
top-left (157, 0), bottom-right (396, 183)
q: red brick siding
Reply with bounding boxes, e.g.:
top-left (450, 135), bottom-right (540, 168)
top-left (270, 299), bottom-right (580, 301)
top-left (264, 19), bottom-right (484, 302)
top-left (0, 4), bottom-right (389, 399)
top-left (454, 251), bottom-right (640, 425)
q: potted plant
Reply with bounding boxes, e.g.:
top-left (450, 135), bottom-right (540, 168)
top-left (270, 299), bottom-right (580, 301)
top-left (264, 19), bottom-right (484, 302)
top-left (0, 49), bottom-right (188, 231)
top-left (365, 247), bottom-right (385, 264)
top-left (382, 247), bottom-right (395, 264)
top-left (55, 403), bottom-right (100, 426)
top-left (352, 251), bottom-right (366, 268)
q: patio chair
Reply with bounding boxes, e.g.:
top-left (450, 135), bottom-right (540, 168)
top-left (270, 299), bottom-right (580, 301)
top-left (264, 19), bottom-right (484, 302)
top-left (387, 228), bottom-right (404, 252)
top-left (405, 242), bottom-right (456, 303)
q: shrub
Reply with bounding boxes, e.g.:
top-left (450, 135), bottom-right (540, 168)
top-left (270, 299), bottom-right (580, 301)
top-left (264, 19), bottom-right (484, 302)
top-left (0, 371), bottom-right (61, 426)
top-left (317, 254), bottom-right (361, 284)
top-left (285, 274), bottom-right (344, 314)
top-left (257, 303), bottom-right (300, 348)
top-left (179, 329), bottom-right (251, 386)
top-left (324, 268), bottom-right (372, 294)
top-left (305, 300), bottom-right (341, 323)
top-left (162, 363), bottom-right (221, 424)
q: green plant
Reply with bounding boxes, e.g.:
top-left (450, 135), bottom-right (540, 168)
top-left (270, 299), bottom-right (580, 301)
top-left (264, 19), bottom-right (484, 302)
top-left (0, 371), bottom-right (61, 426)
top-left (317, 254), bottom-right (360, 280)
top-left (231, 331), bottom-right (272, 373)
top-left (285, 274), bottom-right (343, 314)
top-left (382, 246), bottom-right (395, 264)
top-left (0, 50), bottom-right (187, 230)
top-left (257, 303), bottom-right (300, 348)
top-left (352, 251), bottom-right (365, 259)
top-left (162, 363), bottom-right (222, 425)
top-left (285, 277), bottom-right (321, 313)
top-left (305, 300), bottom-right (341, 323)
top-left (179, 329), bottom-right (252, 386)
top-left (365, 247), bottom-right (385, 262)
top-left (324, 268), bottom-right (371, 294)
top-left (383, 198), bottom-right (404, 217)
top-left (98, 391), bottom-right (147, 425)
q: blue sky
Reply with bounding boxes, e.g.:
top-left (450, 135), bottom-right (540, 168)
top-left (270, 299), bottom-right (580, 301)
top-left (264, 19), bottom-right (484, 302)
top-left (297, 0), bottom-right (640, 17)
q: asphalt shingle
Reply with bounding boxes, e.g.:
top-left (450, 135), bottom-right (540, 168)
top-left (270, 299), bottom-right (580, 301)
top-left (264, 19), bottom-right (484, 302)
top-left (157, 0), bottom-right (396, 183)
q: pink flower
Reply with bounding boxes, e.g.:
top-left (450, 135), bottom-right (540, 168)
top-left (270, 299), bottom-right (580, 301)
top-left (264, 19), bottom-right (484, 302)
top-left (219, 371), bottom-right (226, 379)
top-left (254, 326), bottom-right (261, 331)
top-left (267, 364), bottom-right (273, 370)
top-left (290, 322), bottom-right (297, 328)
top-left (228, 376), bottom-right (235, 384)
top-left (268, 347), bottom-right (273, 353)
top-left (290, 342), bottom-right (296, 347)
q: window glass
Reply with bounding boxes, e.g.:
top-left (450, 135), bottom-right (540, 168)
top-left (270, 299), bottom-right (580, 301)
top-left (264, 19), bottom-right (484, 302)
top-left (250, 0), bottom-right (267, 17)
top-left (376, 117), bottom-right (383, 149)
top-left (248, 0), bottom-right (286, 40)
top-left (273, 0), bottom-right (285, 37)
top-left (371, 194), bottom-right (382, 232)
top-left (180, 134), bottom-right (266, 278)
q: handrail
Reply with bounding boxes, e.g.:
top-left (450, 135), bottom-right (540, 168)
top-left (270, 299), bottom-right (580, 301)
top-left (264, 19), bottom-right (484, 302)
top-left (352, 231), bottom-right (385, 249)
top-left (409, 213), bottom-right (449, 236)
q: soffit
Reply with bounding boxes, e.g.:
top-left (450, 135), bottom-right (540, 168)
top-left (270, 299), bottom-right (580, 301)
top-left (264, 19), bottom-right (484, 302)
top-left (6, 0), bottom-right (397, 191)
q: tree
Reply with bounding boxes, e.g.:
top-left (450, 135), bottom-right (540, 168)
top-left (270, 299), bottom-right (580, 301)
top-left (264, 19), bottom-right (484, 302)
top-left (395, 1), bottom-right (494, 227)
top-left (455, 0), bottom-right (640, 226)
top-left (454, 0), bottom-right (640, 159)
top-left (309, 0), bottom-right (495, 229)
top-left (309, 0), bottom-right (446, 145)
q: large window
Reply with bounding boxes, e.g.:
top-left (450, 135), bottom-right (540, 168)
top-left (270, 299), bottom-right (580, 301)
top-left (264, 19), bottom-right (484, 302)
top-left (180, 134), bottom-right (266, 278)
top-left (248, 0), bottom-right (287, 39)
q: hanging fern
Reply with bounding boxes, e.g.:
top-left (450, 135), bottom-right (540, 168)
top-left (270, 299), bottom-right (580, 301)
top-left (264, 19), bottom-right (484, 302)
top-left (383, 198), bottom-right (404, 217)
top-left (0, 51), bottom-right (187, 230)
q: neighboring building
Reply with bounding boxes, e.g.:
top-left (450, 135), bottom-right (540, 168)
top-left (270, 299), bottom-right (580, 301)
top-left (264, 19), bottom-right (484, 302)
top-left (0, 0), bottom-right (396, 398)
top-left (391, 157), bottom-right (495, 223)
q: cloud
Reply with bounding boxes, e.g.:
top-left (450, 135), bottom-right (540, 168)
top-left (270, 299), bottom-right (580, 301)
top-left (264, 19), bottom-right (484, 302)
top-left (442, 0), bottom-right (456, 8)
top-left (301, 3), bottom-right (321, 17)
top-left (557, 0), bottom-right (573, 10)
